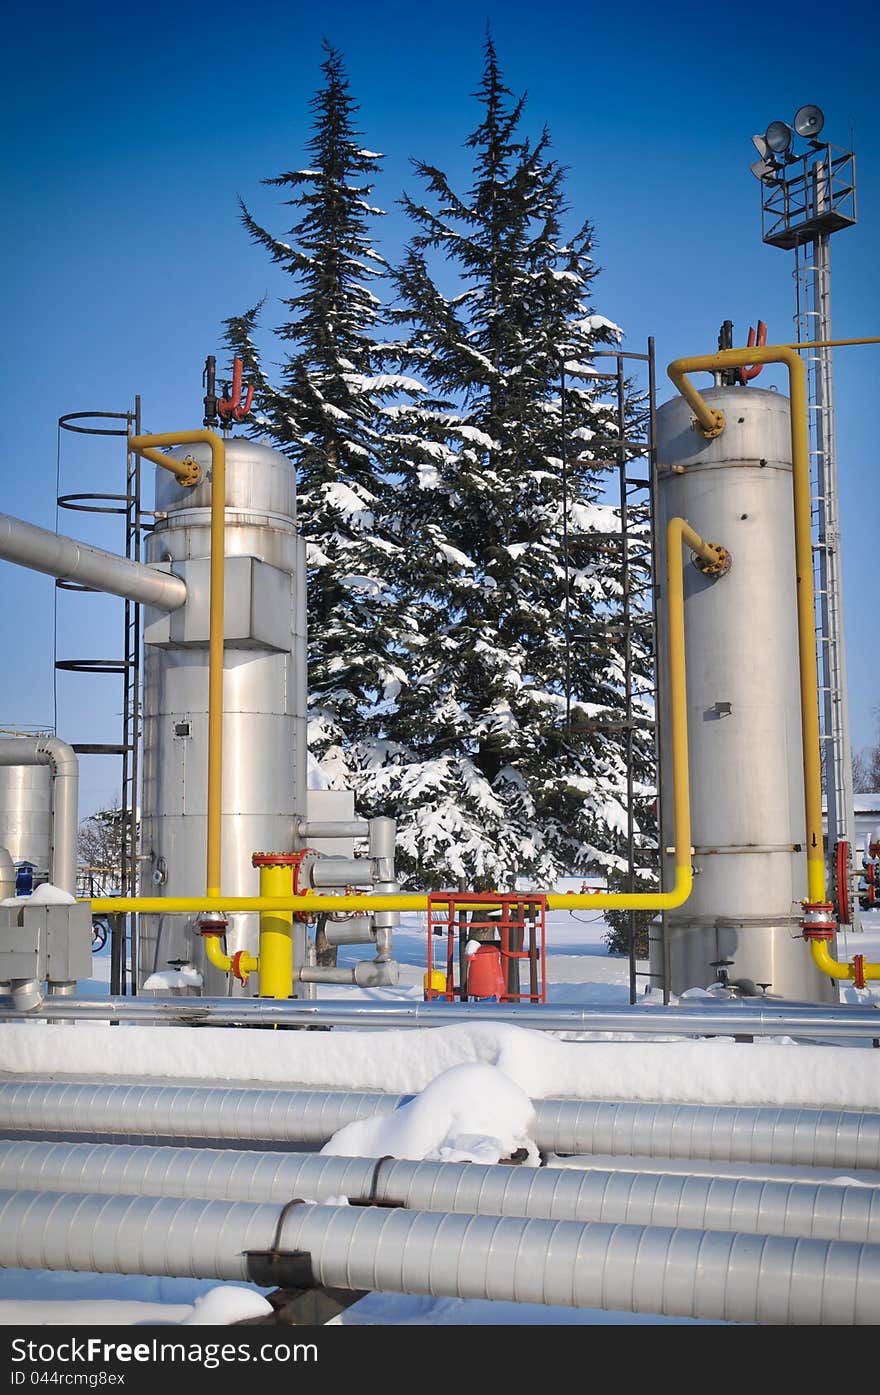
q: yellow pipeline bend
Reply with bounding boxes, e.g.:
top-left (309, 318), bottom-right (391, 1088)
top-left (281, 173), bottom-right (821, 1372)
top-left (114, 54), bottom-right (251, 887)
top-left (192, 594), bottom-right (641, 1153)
top-left (203, 934), bottom-right (259, 982)
top-left (203, 934), bottom-right (233, 974)
top-left (809, 938), bottom-right (880, 982)
top-left (129, 430), bottom-right (226, 899)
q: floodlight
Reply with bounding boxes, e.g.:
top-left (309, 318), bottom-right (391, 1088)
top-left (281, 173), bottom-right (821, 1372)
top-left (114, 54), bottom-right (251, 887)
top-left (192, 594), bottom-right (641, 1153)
top-left (794, 104), bottom-right (825, 139)
top-left (750, 157), bottom-right (776, 182)
top-left (765, 120), bottom-right (793, 154)
top-left (751, 134), bottom-right (770, 159)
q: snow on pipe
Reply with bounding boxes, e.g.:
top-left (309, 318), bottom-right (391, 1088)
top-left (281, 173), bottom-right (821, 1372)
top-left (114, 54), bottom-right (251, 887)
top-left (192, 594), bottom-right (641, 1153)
top-left (0, 513), bottom-right (187, 612)
top-left (3, 1081), bottom-right (879, 1170)
top-left (2, 1139), bottom-right (878, 1245)
top-left (2, 996), bottom-right (880, 1038)
top-left (0, 737), bottom-right (78, 895)
top-left (0, 1188), bottom-right (878, 1324)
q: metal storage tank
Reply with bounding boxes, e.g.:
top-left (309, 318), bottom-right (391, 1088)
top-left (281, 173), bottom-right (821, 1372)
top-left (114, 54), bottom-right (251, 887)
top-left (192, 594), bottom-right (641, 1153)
top-left (139, 439), bottom-right (308, 994)
top-left (653, 384), bottom-right (837, 1002)
top-left (0, 764), bottom-right (51, 877)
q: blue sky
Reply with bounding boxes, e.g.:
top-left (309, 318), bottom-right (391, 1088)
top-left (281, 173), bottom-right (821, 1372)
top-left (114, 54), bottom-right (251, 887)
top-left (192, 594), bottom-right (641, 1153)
top-left (1, 0), bottom-right (878, 816)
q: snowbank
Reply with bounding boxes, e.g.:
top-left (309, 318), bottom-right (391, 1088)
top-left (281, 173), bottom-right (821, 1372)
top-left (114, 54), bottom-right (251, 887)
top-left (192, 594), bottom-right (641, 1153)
top-left (321, 1062), bottom-right (540, 1163)
top-left (3, 1020), bottom-right (880, 1110)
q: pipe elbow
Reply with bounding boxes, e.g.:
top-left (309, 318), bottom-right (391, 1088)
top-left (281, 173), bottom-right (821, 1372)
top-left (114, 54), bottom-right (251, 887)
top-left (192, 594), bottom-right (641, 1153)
top-left (808, 936), bottom-right (852, 981)
top-left (33, 736), bottom-right (78, 780)
top-left (658, 864), bottom-right (693, 910)
top-left (202, 934), bottom-right (233, 974)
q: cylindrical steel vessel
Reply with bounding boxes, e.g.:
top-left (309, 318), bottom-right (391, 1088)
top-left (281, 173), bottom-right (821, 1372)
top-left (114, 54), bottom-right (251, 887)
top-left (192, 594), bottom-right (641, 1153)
top-left (0, 764), bottom-right (51, 876)
top-left (653, 385), bottom-right (836, 1002)
top-left (139, 439), bottom-right (308, 994)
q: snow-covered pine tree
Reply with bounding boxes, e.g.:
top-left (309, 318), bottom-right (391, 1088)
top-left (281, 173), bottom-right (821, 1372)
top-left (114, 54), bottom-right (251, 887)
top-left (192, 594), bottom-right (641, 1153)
top-left (222, 42), bottom-right (420, 771)
top-left (366, 35), bottom-right (655, 892)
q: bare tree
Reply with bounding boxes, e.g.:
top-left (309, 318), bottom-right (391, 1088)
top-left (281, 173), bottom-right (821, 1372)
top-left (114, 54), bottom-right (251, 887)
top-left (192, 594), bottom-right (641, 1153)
top-left (77, 800), bottom-right (127, 898)
top-left (853, 707), bottom-right (880, 794)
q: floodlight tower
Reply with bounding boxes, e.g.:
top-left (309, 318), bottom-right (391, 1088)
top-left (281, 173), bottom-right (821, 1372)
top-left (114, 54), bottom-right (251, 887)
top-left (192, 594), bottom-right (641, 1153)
top-left (750, 107), bottom-right (860, 930)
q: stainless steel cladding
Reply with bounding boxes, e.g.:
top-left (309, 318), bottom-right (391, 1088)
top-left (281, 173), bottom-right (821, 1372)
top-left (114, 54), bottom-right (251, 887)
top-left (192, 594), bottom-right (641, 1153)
top-left (0, 765), bottom-right (51, 876)
top-left (139, 439), bottom-right (308, 994)
top-left (654, 386), bottom-right (836, 1002)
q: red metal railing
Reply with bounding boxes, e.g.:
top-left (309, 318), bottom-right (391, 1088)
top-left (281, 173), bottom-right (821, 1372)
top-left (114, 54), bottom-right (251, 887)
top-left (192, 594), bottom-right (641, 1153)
top-left (426, 892), bottom-right (547, 1004)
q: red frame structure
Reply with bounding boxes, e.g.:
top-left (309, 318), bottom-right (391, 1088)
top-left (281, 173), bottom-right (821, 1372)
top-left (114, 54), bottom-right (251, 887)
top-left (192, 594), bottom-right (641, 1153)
top-left (426, 892), bottom-right (547, 1004)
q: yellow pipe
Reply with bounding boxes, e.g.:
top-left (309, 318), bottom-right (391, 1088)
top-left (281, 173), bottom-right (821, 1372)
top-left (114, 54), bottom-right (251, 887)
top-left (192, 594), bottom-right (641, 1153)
top-left (132, 444), bottom-right (201, 488)
top-left (256, 861), bottom-right (295, 998)
top-left (202, 933), bottom-right (258, 980)
top-left (203, 933), bottom-right (233, 974)
top-left (90, 517), bottom-right (729, 920)
top-left (787, 338), bottom-right (880, 351)
top-left (809, 937), bottom-right (880, 982)
top-left (667, 341), bottom-right (880, 983)
top-left (129, 430), bottom-right (226, 898)
top-left (93, 886), bottom-right (690, 913)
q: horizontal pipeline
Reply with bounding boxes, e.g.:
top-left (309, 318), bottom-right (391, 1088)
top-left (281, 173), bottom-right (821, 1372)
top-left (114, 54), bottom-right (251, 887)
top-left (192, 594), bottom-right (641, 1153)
top-left (0, 1188), bottom-right (877, 1323)
top-left (2, 1082), bottom-right (878, 1169)
top-left (0, 512), bottom-right (187, 612)
top-left (2, 994), bottom-right (879, 1039)
top-left (87, 880), bottom-right (689, 914)
top-left (2, 1139), bottom-right (876, 1244)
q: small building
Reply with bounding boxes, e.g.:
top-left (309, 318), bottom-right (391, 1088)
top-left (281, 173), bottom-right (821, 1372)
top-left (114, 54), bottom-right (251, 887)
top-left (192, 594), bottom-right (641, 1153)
top-left (823, 795), bottom-right (880, 860)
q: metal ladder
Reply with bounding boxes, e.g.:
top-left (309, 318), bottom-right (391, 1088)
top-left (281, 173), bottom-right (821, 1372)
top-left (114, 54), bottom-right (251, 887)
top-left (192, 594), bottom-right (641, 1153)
top-left (560, 341), bottom-right (661, 1002)
top-left (55, 402), bottom-right (143, 991)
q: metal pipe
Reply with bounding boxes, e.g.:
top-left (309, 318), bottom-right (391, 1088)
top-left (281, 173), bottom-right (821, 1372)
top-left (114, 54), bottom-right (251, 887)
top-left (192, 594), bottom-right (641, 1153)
top-left (296, 820), bottom-right (370, 841)
top-left (666, 519), bottom-right (728, 907)
top-left (0, 1080), bottom-right (398, 1144)
top-left (297, 960), bottom-right (399, 987)
top-left (2, 995), bottom-right (879, 1037)
top-left (310, 858), bottom-right (375, 887)
top-left (321, 918), bottom-right (375, 946)
top-left (0, 845), bottom-right (14, 901)
top-left (0, 1189), bottom-right (877, 1322)
top-left (2, 1082), bottom-right (878, 1168)
top-left (666, 343), bottom-right (880, 983)
top-left (88, 515), bottom-right (717, 919)
top-left (0, 513), bottom-right (187, 612)
top-left (0, 738), bottom-right (78, 894)
top-left (811, 934), bottom-right (880, 982)
top-left (129, 431), bottom-right (226, 899)
top-left (3, 1140), bottom-right (877, 1244)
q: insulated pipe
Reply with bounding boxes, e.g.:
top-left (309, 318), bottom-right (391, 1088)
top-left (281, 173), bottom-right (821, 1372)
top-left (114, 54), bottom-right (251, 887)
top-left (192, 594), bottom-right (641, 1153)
top-left (309, 858), bottom-right (375, 887)
top-left (2, 996), bottom-right (879, 1037)
top-left (129, 431), bottom-right (225, 899)
top-left (88, 517), bottom-right (718, 920)
top-left (0, 738), bottom-right (79, 895)
top-left (297, 960), bottom-right (399, 987)
top-left (0, 513), bottom-right (187, 612)
top-left (0, 1189), bottom-right (877, 1323)
top-left (2, 1082), bottom-right (878, 1169)
top-left (3, 1140), bottom-right (877, 1244)
top-left (296, 820), bottom-right (370, 841)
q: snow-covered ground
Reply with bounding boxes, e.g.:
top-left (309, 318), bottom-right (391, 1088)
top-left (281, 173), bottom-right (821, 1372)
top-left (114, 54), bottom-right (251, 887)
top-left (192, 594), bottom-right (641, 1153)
top-left (1, 902), bottom-right (878, 1327)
